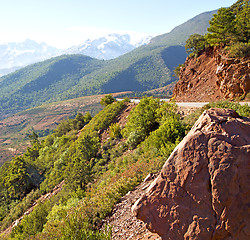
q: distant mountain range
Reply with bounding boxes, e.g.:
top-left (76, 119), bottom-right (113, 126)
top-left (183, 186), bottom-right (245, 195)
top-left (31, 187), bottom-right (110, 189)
top-left (0, 10), bottom-right (216, 118)
top-left (0, 34), bottom-right (151, 76)
top-left (0, 39), bottom-right (61, 76)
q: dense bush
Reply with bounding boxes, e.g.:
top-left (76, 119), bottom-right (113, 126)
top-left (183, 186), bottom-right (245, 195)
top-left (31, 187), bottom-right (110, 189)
top-left (122, 97), bottom-right (160, 145)
top-left (142, 115), bottom-right (186, 156)
top-left (227, 42), bottom-right (250, 58)
top-left (100, 94), bottom-right (115, 106)
top-left (185, 0), bottom-right (250, 57)
top-left (173, 64), bottom-right (184, 78)
top-left (109, 123), bottom-right (121, 139)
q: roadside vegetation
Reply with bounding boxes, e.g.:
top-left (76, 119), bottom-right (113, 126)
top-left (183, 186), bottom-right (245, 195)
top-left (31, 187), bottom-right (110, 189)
top-left (0, 96), bottom-right (249, 239)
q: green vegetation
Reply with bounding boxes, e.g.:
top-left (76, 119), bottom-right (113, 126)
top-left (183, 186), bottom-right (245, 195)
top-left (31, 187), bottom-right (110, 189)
top-left (173, 64), bottom-right (185, 78)
top-left (122, 97), bottom-right (161, 144)
top-left (183, 100), bottom-right (250, 127)
top-left (0, 94), bottom-right (105, 165)
top-left (0, 97), bottom-right (249, 239)
top-left (109, 123), bottom-right (121, 139)
top-left (0, 97), bottom-right (188, 239)
top-left (100, 94), bottom-right (116, 106)
top-left (226, 42), bottom-right (250, 57)
top-left (206, 7), bottom-right (237, 46)
top-left (1, 3), bottom-right (249, 238)
top-left (185, 34), bottom-right (208, 57)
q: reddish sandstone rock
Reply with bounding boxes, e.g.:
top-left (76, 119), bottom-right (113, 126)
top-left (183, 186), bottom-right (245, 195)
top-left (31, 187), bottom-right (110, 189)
top-left (172, 47), bottom-right (250, 101)
top-left (132, 108), bottom-right (250, 240)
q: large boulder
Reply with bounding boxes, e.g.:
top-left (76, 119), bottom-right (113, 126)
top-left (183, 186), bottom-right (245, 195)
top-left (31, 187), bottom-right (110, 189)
top-left (132, 108), bottom-right (250, 240)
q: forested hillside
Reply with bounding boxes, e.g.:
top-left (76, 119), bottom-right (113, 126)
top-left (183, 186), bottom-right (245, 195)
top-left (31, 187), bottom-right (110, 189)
top-left (0, 55), bottom-right (105, 118)
top-left (0, 10), bottom-right (215, 117)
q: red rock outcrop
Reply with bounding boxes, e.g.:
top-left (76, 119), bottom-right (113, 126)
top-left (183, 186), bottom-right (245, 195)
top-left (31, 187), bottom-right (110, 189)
top-left (215, 55), bottom-right (250, 99)
top-left (132, 108), bottom-right (250, 240)
top-left (173, 47), bottom-right (250, 101)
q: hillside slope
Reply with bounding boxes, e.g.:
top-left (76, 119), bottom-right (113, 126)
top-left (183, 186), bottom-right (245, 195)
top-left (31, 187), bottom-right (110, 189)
top-left (0, 92), bottom-right (130, 165)
top-left (0, 97), bottom-right (249, 239)
top-left (0, 55), bottom-right (105, 117)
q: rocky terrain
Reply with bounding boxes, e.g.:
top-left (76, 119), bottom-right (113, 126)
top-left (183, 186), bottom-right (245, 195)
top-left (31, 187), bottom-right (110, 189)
top-left (102, 174), bottom-right (161, 240)
top-left (173, 47), bottom-right (250, 102)
top-left (132, 108), bottom-right (250, 239)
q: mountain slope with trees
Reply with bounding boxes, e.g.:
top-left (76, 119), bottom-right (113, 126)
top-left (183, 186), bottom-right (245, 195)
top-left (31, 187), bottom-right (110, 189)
top-left (0, 55), bottom-right (105, 118)
top-left (0, 10), bottom-right (216, 118)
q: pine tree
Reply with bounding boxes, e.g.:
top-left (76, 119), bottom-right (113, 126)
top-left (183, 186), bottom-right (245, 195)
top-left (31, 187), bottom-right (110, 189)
top-left (206, 7), bottom-right (236, 46)
top-left (233, 0), bottom-right (250, 42)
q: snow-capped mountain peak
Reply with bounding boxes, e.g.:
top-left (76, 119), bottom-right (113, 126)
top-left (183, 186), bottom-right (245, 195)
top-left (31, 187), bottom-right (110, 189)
top-left (0, 39), bottom-right (61, 76)
top-left (63, 33), bottom-right (152, 60)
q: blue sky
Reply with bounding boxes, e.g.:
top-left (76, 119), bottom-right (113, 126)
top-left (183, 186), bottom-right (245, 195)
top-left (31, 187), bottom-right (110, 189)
top-left (1, 0), bottom-right (236, 49)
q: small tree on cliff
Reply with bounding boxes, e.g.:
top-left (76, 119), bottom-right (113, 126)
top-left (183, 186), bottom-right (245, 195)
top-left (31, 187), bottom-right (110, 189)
top-left (185, 34), bottom-right (208, 57)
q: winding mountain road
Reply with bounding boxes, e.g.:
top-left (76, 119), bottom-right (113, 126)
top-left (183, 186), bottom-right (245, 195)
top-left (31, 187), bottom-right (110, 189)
top-left (116, 98), bottom-right (250, 107)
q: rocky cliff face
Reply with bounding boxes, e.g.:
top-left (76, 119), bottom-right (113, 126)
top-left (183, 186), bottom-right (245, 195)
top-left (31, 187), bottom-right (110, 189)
top-left (173, 47), bottom-right (250, 101)
top-left (132, 108), bottom-right (250, 240)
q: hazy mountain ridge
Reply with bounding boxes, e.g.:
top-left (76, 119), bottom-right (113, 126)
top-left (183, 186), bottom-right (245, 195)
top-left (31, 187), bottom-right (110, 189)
top-left (0, 39), bottom-right (61, 76)
top-left (150, 10), bottom-right (217, 47)
top-left (0, 10), bottom-right (216, 77)
top-left (0, 34), bottom-right (151, 76)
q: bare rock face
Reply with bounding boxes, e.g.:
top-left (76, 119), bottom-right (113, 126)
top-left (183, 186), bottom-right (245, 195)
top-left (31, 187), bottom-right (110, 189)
top-left (215, 55), bottom-right (250, 100)
top-left (173, 47), bottom-right (250, 101)
top-left (132, 108), bottom-right (250, 240)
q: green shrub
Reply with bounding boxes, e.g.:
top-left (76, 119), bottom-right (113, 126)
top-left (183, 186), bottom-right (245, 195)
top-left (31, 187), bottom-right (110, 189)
top-left (11, 201), bottom-right (50, 238)
top-left (143, 115), bottom-right (186, 156)
top-left (203, 101), bottom-right (250, 117)
top-left (185, 34), bottom-right (209, 57)
top-left (227, 42), bottom-right (250, 58)
top-left (173, 64), bottom-right (184, 78)
top-left (126, 131), bottom-right (142, 149)
top-left (100, 94), bottom-right (115, 106)
top-left (122, 97), bottom-right (160, 143)
top-left (109, 123), bottom-right (121, 139)
top-left (46, 198), bottom-right (79, 223)
top-left (184, 100), bottom-right (250, 128)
